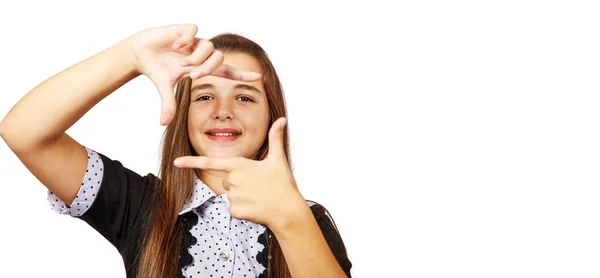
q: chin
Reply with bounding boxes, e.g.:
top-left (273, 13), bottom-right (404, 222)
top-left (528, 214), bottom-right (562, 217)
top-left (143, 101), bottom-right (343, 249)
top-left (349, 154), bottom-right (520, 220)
top-left (201, 149), bottom-right (245, 158)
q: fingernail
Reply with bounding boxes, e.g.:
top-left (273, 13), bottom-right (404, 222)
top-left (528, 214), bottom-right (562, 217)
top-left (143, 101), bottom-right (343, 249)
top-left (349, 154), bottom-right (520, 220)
top-left (190, 71), bottom-right (201, 78)
top-left (181, 61), bottom-right (189, 67)
top-left (174, 158), bottom-right (182, 167)
top-left (173, 43), bottom-right (182, 49)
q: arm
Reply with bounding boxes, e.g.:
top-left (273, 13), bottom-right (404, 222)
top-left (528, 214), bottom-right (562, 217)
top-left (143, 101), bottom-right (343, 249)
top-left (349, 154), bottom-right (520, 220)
top-left (1, 24), bottom-right (256, 210)
top-left (0, 36), bottom-right (139, 207)
top-left (270, 202), bottom-right (351, 278)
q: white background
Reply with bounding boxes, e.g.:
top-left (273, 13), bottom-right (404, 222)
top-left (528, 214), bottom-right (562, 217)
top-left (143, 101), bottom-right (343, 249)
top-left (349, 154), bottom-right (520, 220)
top-left (1, 0), bottom-right (599, 277)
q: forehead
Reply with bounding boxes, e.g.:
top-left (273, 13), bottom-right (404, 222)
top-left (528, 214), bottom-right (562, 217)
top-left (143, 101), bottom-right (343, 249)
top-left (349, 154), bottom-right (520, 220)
top-left (222, 52), bottom-right (262, 73)
top-left (190, 52), bottom-right (264, 91)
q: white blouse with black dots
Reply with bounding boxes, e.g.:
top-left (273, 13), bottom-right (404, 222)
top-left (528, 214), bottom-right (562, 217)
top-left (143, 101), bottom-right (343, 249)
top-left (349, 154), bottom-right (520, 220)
top-left (48, 146), bottom-right (268, 278)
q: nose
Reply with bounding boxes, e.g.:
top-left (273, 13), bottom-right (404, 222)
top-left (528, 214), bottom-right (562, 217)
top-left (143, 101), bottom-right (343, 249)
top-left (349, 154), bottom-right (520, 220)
top-left (212, 99), bottom-right (234, 120)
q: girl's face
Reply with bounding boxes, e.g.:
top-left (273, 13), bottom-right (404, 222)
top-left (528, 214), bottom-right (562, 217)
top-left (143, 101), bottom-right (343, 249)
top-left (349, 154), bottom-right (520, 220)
top-left (187, 52), bottom-right (270, 159)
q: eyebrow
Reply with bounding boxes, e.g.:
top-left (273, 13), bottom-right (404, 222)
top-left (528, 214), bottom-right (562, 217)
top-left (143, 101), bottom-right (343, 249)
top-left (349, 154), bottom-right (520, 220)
top-left (190, 83), bottom-right (263, 94)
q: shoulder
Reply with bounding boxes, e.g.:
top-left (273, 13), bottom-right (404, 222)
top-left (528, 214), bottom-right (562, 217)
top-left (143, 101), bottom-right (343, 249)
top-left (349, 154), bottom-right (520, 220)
top-left (306, 200), bottom-right (334, 220)
top-left (95, 151), bottom-right (159, 193)
top-left (305, 199), bottom-right (342, 236)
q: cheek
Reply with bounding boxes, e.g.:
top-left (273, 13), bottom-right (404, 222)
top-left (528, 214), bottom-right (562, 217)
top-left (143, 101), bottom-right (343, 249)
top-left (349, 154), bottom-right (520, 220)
top-left (238, 107), bottom-right (270, 134)
top-left (187, 110), bottom-right (211, 136)
top-left (240, 118), bottom-right (262, 135)
top-left (188, 105), bottom-right (212, 123)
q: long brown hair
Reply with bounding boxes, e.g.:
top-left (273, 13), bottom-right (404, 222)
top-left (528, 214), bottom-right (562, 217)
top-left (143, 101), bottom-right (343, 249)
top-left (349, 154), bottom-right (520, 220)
top-left (137, 33), bottom-right (292, 277)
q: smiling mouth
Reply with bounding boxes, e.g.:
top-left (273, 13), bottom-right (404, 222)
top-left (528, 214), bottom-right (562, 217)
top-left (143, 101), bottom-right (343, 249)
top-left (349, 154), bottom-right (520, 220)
top-left (207, 132), bottom-right (238, 136)
top-left (205, 132), bottom-right (241, 142)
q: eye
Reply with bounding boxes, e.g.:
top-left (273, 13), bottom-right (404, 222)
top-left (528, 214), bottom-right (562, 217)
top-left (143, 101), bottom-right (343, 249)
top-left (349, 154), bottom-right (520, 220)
top-left (237, 96), bottom-right (254, 102)
top-left (196, 95), bottom-right (213, 101)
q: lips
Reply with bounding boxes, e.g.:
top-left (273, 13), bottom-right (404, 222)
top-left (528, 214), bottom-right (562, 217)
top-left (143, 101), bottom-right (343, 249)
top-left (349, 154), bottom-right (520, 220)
top-left (205, 128), bottom-right (242, 136)
top-left (205, 128), bottom-right (241, 142)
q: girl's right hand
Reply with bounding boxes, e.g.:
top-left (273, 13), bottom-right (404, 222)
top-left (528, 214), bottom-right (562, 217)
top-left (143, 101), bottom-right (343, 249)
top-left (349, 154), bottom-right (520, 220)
top-left (128, 24), bottom-right (261, 126)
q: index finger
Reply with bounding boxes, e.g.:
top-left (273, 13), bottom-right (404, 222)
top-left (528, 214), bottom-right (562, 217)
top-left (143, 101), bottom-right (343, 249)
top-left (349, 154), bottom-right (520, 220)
top-left (210, 64), bottom-right (262, 82)
top-left (173, 156), bottom-right (243, 172)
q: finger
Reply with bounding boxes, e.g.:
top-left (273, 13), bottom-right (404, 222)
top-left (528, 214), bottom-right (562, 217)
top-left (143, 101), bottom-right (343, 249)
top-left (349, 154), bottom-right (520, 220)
top-left (154, 79), bottom-right (176, 126)
top-left (170, 24), bottom-right (199, 49)
top-left (266, 117), bottom-right (287, 160)
top-left (181, 39), bottom-right (214, 68)
top-left (189, 49), bottom-right (224, 79)
top-left (222, 176), bottom-right (230, 191)
top-left (173, 156), bottom-right (244, 172)
top-left (209, 64), bottom-right (262, 82)
top-left (177, 38), bottom-right (199, 56)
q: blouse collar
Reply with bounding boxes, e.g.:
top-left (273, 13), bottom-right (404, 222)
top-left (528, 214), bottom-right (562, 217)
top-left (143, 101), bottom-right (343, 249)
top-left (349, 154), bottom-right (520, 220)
top-left (178, 174), bottom-right (250, 225)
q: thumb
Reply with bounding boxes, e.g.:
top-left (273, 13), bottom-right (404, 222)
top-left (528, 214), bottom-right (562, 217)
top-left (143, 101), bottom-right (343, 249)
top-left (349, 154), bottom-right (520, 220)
top-left (266, 117), bottom-right (287, 161)
top-left (155, 79), bottom-right (176, 126)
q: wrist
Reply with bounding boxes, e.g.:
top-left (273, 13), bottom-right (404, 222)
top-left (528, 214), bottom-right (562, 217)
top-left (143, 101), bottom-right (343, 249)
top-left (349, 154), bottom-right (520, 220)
top-left (268, 197), bottom-right (313, 236)
top-left (114, 36), bottom-right (142, 77)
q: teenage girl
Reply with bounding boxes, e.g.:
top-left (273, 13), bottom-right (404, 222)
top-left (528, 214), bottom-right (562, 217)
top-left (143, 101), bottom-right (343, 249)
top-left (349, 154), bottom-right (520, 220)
top-left (0, 24), bottom-right (352, 278)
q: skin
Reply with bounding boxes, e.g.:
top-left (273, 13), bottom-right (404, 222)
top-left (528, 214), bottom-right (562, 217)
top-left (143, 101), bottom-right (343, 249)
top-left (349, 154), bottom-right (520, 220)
top-left (187, 52), bottom-right (270, 195)
top-left (176, 50), bottom-right (348, 277)
top-left (0, 20), bottom-right (346, 276)
top-left (175, 117), bottom-right (348, 277)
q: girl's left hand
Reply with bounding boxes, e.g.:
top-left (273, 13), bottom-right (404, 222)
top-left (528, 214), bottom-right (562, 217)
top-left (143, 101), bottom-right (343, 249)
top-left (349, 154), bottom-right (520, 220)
top-left (173, 117), bottom-right (307, 229)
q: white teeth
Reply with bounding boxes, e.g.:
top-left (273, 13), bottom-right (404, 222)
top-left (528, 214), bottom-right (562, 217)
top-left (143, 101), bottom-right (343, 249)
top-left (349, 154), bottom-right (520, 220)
top-left (209, 133), bottom-right (237, 136)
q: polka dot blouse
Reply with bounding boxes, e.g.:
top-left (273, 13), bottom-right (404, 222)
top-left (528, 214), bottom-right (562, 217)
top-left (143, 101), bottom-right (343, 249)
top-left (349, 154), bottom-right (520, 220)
top-left (47, 146), bottom-right (353, 278)
top-left (48, 146), bottom-right (267, 277)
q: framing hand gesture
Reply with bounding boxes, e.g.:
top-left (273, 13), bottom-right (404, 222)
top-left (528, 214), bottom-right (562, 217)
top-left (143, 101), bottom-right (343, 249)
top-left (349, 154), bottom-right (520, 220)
top-left (129, 23), bottom-right (262, 125)
top-left (173, 117), bottom-right (306, 230)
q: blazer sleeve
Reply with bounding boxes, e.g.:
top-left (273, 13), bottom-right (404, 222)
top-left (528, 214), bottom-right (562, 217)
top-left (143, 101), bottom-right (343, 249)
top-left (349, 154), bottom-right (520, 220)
top-left (76, 150), bottom-right (157, 252)
top-left (310, 202), bottom-right (353, 277)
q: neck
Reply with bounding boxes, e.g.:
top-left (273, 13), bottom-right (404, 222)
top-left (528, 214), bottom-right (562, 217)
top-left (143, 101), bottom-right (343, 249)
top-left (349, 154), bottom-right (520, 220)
top-left (199, 169), bottom-right (228, 196)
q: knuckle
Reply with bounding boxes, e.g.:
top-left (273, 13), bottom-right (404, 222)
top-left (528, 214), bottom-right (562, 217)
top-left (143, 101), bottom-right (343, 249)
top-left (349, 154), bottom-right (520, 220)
top-left (189, 24), bottom-right (198, 33)
top-left (236, 158), bottom-right (248, 169)
top-left (204, 40), bottom-right (214, 51)
top-left (189, 42), bottom-right (215, 64)
top-left (203, 158), bottom-right (213, 169)
top-left (227, 173), bottom-right (239, 185)
top-left (212, 50), bottom-right (224, 61)
top-left (228, 189), bottom-right (241, 202)
top-left (192, 66), bottom-right (205, 76)
top-left (181, 34), bottom-right (192, 43)
top-left (229, 205), bottom-right (240, 218)
top-left (189, 53), bottom-right (206, 64)
top-left (219, 65), bottom-right (234, 79)
top-left (178, 34), bottom-right (194, 45)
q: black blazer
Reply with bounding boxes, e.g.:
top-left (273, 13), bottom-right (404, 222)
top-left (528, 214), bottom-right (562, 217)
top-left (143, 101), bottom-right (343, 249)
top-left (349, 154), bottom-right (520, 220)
top-left (74, 152), bottom-right (353, 277)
